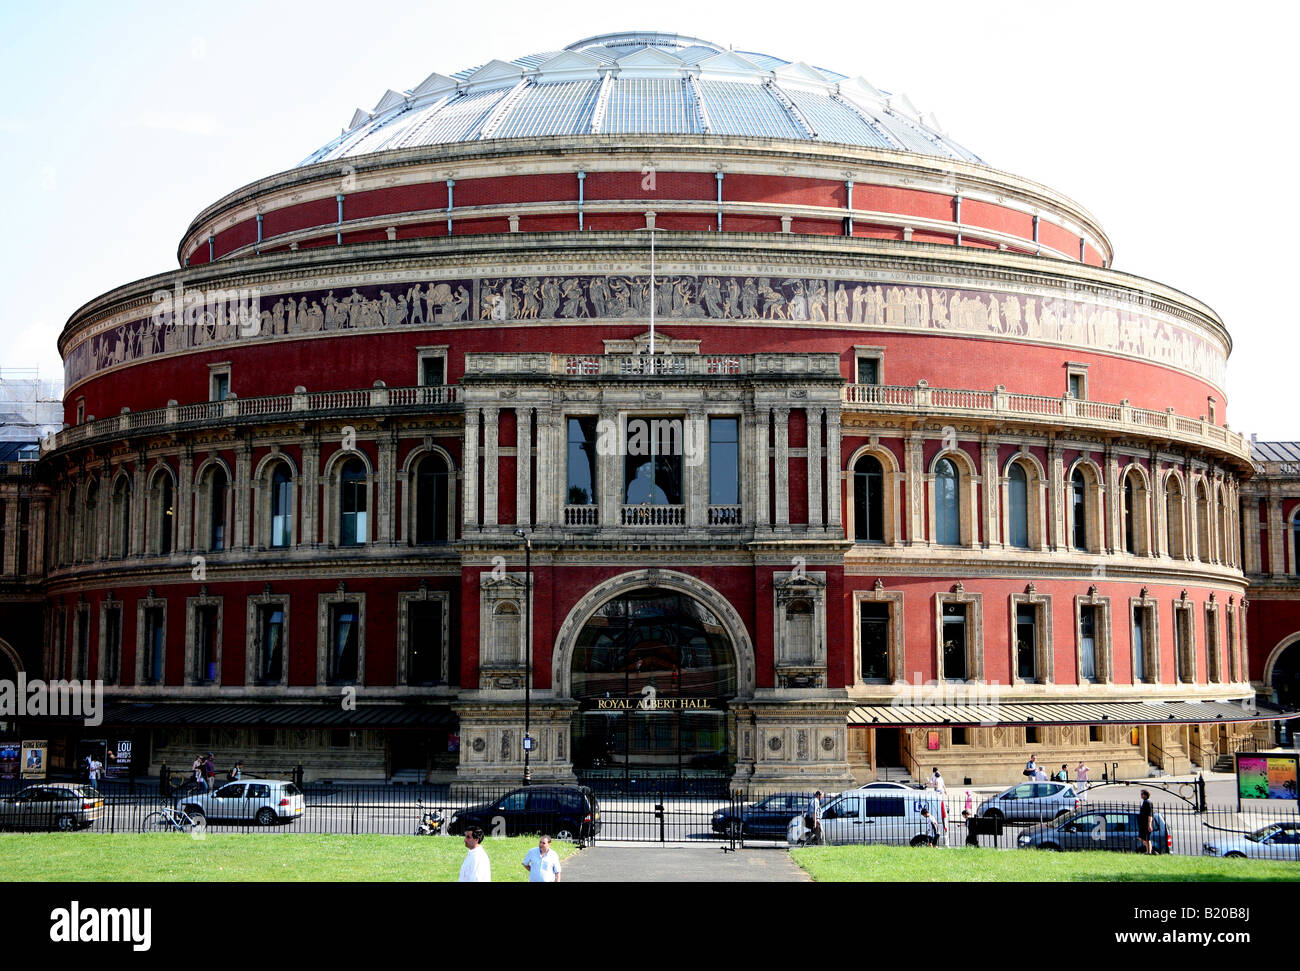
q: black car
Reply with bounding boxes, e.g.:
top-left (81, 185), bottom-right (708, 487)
top-left (448, 785), bottom-right (600, 843)
top-left (1017, 808), bottom-right (1171, 853)
top-left (712, 792), bottom-right (814, 838)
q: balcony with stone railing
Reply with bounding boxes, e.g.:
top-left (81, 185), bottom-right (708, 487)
top-left (843, 382), bottom-right (1251, 463)
top-left (45, 384), bottom-right (462, 453)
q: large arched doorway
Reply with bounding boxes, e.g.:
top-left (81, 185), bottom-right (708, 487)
top-left (1270, 638), bottom-right (1300, 712)
top-left (569, 589), bottom-right (739, 786)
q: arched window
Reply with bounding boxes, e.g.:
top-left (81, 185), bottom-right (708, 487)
top-left (1217, 488), bottom-right (1230, 566)
top-left (1293, 513), bottom-right (1300, 577)
top-left (111, 477), bottom-right (131, 558)
top-left (935, 458), bottom-right (960, 546)
top-left (269, 463), bottom-right (292, 548)
top-left (414, 453), bottom-right (451, 545)
top-left (205, 466), bottom-right (228, 551)
top-left (150, 471), bottom-right (175, 555)
top-left (853, 454), bottom-right (884, 543)
top-left (1071, 468), bottom-right (1087, 551)
top-left (1124, 474), bottom-right (1136, 554)
top-left (339, 459), bottom-right (367, 546)
top-left (1195, 481), bottom-right (1210, 561)
top-left (1007, 463), bottom-right (1029, 549)
top-left (63, 486), bottom-right (77, 564)
top-left (82, 480), bottom-right (98, 561)
top-left (1165, 476), bottom-right (1185, 558)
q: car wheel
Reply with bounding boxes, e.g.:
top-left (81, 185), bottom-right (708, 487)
top-left (256, 807), bottom-right (277, 827)
top-left (55, 814), bottom-right (75, 832)
top-left (1225, 851), bottom-right (1247, 859)
top-left (555, 827), bottom-right (577, 843)
top-left (185, 808), bottom-right (205, 827)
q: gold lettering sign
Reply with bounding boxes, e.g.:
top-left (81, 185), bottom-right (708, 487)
top-left (594, 698), bottom-right (712, 711)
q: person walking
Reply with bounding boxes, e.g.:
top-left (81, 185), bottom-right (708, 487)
top-left (806, 790), bottom-right (824, 846)
top-left (961, 810), bottom-right (979, 847)
top-left (202, 753), bottom-right (216, 792)
top-left (192, 755), bottom-right (206, 793)
top-left (1033, 764), bottom-right (1048, 781)
top-left (522, 835), bottom-right (562, 883)
top-left (929, 767), bottom-right (946, 795)
top-left (919, 807), bottom-right (941, 846)
top-left (458, 826), bottom-right (492, 882)
top-left (1137, 790), bottom-right (1154, 854)
top-left (1024, 755), bottom-right (1037, 778)
top-left (1056, 764), bottom-right (1069, 783)
top-left (963, 789), bottom-right (974, 816)
top-left (1075, 761), bottom-right (1089, 800)
top-left (227, 761), bottom-right (243, 782)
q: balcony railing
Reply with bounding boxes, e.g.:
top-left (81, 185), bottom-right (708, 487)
top-left (48, 385), bottom-right (461, 451)
top-left (708, 504), bottom-right (742, 526)
top-left (563, 505), bottom-right (599, 526)
top-left (843, 383), bottom-right (1249, 460)
top-left (620, 504), bottom-right (686, 527)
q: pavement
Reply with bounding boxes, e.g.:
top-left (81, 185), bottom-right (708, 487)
top-left (561, 843), bottom-right (811, 882)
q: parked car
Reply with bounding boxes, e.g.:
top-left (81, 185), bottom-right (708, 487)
top-left (448, 785), bottom-right (600, 843)
top-left (177, 780), bottom-right (305, 825)
top-left (788, 790), bottom-right (948, 847)
top-left (0, 784), bottom-right (103, 831)
top-left (1203, 821), bottom-right (1300, 860)
top-left (1017, 808), bottom-right (1170, 853)
top-left (977, 782), bottom-right (1078, 822)
top-left (857, 781), bottom-right (925, 790)
top-left (712, 792), bottom-right (813, 838)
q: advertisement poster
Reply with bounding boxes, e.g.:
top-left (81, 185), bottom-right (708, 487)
top-left (21, 740), bottom-right (46, 780)
top-left (1236, 754), bottom-right (1300, 804)
top-left (76, 739), bottom-right (107, 781)
top-left (0, 744), bottom-right (18, 780)
top-left (105, 739), bottom-right (133, 780)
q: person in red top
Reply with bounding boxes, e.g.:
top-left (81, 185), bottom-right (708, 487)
top-left (202, 753), bottom-right (216, 792)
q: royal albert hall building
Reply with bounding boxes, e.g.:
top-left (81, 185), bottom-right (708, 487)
top-left (29, 30), bottom-right (1294, 786)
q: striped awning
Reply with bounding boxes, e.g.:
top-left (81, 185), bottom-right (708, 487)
top-left (98, 703), bottom-right (456, 730)
top-left (847, 700), bottom-right (1296, 728)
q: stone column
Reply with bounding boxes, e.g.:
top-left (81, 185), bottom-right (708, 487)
top-left (1267, 493), bottom-right (1284, 578)
top-left (774, 406), bottom-right (790, 526)
top-left (131, 453), bottom-right (147, 556)
top-left (177, 446), bottom-right (194, 553)
top-left (1046, 441), bottom-right (1063, 551)
top-left (1151, 453), bottom-right (1166, 558)
top-left (533, 404), bottom-right (554, 528)
top-left (807, 408), bottom-right (823, 529)
top-left (825, 410), bottom-right (843, 536)
top-left (906, 430), bottom-right (924, 544)
top-left (28, 495), bottom-right (45, 575)
top-left (482, 406), bottom-right (500, 528)
top-left (752, 406), bottom-right (769, 528)
top-left (598, 404), bottom-right (619, 526)
top-left (1, 497), bottom-right (16, 576)
top-left (233, 439), bottom-right (252, 551)
top-left (982, 433), bottom-right (1000, 548)
top-left (1241, 492), bottom-right (1259, 574)
top-left (462, 408), bottom-right (480, 530)
top-left (1105, 447), bottom-right (1121, 554)
top-left (377, 430), bottom-right (396, 543)
top-left (301, 436), bottom-right (319, 546)
top-left (515, 407), bottom-right (532, 528)
top-left (686, 407), bottom-right (707, 527)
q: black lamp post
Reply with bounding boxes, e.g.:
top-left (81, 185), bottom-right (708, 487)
top-left (514, 527), bottom-right (532, 785)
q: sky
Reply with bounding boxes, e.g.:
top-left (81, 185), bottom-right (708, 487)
top-left (1, 1), bottom-right (1296, 438)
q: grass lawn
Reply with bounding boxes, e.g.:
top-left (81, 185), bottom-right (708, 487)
top-left (0, 834), bottom-right (579, 882)
top-left (791, 845), bottom-right (1300, 882)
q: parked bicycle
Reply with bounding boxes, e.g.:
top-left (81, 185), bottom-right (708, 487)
top-left (140, 805), bottom-right (203, 833)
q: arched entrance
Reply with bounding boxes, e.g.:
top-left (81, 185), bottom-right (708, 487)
top-left (559, 578), bottom-right (749, 788)
top-left (1266, 636), bottom-right (1300, 711)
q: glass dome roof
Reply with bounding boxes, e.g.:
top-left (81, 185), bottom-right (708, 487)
top-left (299, 31), bottom-right (980, 166)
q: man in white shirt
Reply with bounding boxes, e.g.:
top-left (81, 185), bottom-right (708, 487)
top-left (522, 835), bottom-right (562, 882)
top-left (929, 767), bottom-right (945, 794)
top-left (458, 827), bottom-right (492, 882)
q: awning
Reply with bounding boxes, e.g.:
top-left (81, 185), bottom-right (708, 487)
top-left (98, 703), bottom-right (457, 730)
top-left (847, 700), bottom-right (1298, 728)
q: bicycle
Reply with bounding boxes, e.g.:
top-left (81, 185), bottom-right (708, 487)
top-left (140, 805), bottom-right (202, 833)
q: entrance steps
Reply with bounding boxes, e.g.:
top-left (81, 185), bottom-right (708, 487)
top-left (388, 769), bottom-right (425, 785)
top-left (876, 765), bottom-right (915, 784)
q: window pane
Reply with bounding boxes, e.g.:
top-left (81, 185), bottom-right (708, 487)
top-left (1008, 463), bottom-right (1029, 549)
top-left (415, 456), bottom-right (450, 543)
top-left (935, 459), bottom-right (959, 545)
top-left (330, 605), bottom-right (359, 682)
top-left (420, 357), bottom-right (445, 387)
top-left (1016, 604), bottom-right (1036, 680)
top-left (942, 602), bottom-right (967, 679)
top-left (624, 418), bottom-right (682, 505)
top-left (408, 601), bottom-right (443, 686)
top-left (1072, 469), bottom-right (1087, 551)
top-left (854, 455), bottom-right (884, 542)
top-left (1080, 605), bottom-right (1097, 681)
top-left (1132, 606), bottom-right (1145, 682)
top-left (708, 418), bottom-right (739, 506)
top-left (857, 357), bottom-right (879, 385)
top-left (860, 602), bottom-right (890, 680)
top-left (1124, 477), bottom-right (1136, 554)
top-left (271, 466), bottom-right (292, 547)
top-left (566, 418), bottom-right (597, 505)
top-left (260, 607), bottom-right (283, 683)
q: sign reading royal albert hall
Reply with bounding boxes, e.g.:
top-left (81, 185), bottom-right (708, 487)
top-left (65, 272), bottom-right (1225, 390)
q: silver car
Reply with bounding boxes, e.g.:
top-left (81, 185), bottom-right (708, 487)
top-left (977, 782), bottom-right (1079, 822)
top-left (1203, 822), bottom-right (1300, 860)
top-left (0, 784), bottom-right (104, 831)
top-left (177, 779), bottom-right (305, 826)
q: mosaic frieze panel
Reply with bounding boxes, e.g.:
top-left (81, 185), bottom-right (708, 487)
top-left (66, 274), bottom-right (1226, 388)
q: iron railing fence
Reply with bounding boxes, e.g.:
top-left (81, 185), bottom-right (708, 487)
top-left (0, 780), bottom-right (1294, 858)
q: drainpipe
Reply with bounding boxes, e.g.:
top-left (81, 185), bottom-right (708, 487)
top-left (335, 194), bottom-right (344, 245)
top-left (207, 234), bottom-right (215, 262)
top-left (1079, 238), bottom-right (1086, 262)
top-left (715, 171), bottom-right (724, 232)
top-left (577, 171), bottom-right (585, 231)
top-left (446, 179), bottom-right (455, 236)
top-left (844, 180), bottom-right (854, 237)
top-left (255, 213), bottom-right (263, 255)
top-left (1032, 214), bottom-right (1040, 251)
top-left (953, 193), bottom-right (963, 246)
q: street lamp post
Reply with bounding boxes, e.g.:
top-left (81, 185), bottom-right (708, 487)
top-left (514, 527), bottom-right (532, 785)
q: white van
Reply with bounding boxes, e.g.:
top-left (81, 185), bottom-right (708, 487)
top-left (788, 790), bottom-right (948, 847)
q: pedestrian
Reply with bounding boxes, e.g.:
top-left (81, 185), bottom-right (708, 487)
top-left (203, 753), bottom-right (216, 791)
top-left (919, 807), bottom-right (941, 846)
top-left (89, 758), bottom-right (103, 787)
top-left (929, 767), bottom-right (946, 794)
top-left (458, 826), bottom-right (492, 882)
top-left (1033, 765), bottom-right (1048, 781)
top-left (1024, 754), bottom-right (1037, 778)
top-left (192, 755), bottom-right (206, 792)
top-left (963, 789), bottom-right (974, 816)
top-left (226, 761), bottom-right (243, 782)
top-left (1056, 764), bottom-right (1069, 783)
top-left (1137, 790), bottom-right (1154, 854)
top-left (806, 790), bottom-right (824, 846)
top-left (1075, 761), bottom-right (1089, 799)
top-left (522, 835), bottom-right (562, 883)
top-left (961, 809), bottom-right (979, 847)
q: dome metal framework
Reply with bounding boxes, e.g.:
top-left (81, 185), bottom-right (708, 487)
top-left (301, 31), bottom-right (980, 165)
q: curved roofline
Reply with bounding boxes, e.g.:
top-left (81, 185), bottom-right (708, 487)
top-left (564, 31), bottom-right (724, 52)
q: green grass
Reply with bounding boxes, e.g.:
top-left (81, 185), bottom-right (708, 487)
top-left (0, 834), bottom-right (579, 882)
top-left (791, 845), bottom-right (1300, 882)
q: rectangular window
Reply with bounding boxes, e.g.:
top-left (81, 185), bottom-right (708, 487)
top-left (330, 730), bottom-right (350, 748)
top-left (856, 356), bottom-right (880, 385)
top-left (1174, 607), bottom-right (1193, 682)
top-left (859, 602), bottom-right (890, 681)
top-left (74, 610), bottom-right (90, 681)
top-left (144, 607), bottom-right (165, 684)
top-left (1016, 604), bottom-right (1037, 681)
top-left (942, 603), bottom-right (967, 681)
top-left (407, 600), bottom-right (444, 686)
top-left (1026, 726), bottom-right (1040, 744)
top-left (420, 356), bottom-right (446, 387)
top-left (1205, 610), bottom-right (1221, 682)
top-left (952, 727), bottom-right (969, 744)
top-left (340, 477), bottom-right (367, 546)
top-left (1132, 605), bottom-right (1147, 682)
top-left (257, 729), bottom-right (276, 747)
top-left (1089, 726), bottom-right (1102, 743)
top-left (0, 499), bottom-right (6, 574)
top-left (103, 606), bottom-right (122, 685)
top-left (211, 371), bottom-right (230, 402)
top-left (1068, 372), bottom-right (1085, 400)
top-left (1079, 605), bottom-right (1097, 682)
top-left (623, 417), bottom-right (683, 505)
top-left (566, 417), bottom-right (597, 506)
top-left (708, 418), bottom-right (739, 506)
top-left (195, 605), bottom-right (218, 684)
top-left (17, 499), bottom-right (29, 576)
top-left (257, 606), bottom-right (284, 685)
top-left (329, 603), bottom-right (360, 684)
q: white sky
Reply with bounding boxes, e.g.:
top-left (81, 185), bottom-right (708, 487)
top-left (2, 1), bottom-right (1296, 438)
